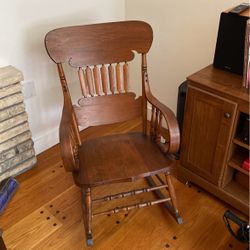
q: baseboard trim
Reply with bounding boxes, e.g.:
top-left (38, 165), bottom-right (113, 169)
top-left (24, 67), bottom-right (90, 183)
top-left (33, 126), bottom-right (59, 155)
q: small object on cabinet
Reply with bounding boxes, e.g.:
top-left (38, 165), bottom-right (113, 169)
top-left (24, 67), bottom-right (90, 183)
top-left (242, 158), bottom-right (250, 171)
top-left (229, 3), bottom-right (250, 15)
top-left (213, 12), bottom-right (249, 75)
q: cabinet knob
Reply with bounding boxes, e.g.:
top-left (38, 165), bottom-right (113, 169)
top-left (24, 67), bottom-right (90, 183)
top-left (224, 112), bottom-right (231, 118)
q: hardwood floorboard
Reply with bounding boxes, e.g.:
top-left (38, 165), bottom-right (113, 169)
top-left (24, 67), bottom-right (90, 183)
top-left (0, 119), bottom-right (247, 249)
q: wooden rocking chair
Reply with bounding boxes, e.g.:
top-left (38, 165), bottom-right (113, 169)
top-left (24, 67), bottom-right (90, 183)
top-left (45, 21), bottom-right (182, 246)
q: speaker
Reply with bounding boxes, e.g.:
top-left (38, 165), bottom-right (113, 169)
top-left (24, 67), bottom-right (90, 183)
top-left (177, 81), bottom-right (187, 134)
top-left (176, 81), bottom-right (188, 157)
top-left (213, 12), bottom-right (249, 75)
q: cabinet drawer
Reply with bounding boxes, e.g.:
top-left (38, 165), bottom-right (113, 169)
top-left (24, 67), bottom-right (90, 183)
top-left (180, 86), bottom-right (237, 185)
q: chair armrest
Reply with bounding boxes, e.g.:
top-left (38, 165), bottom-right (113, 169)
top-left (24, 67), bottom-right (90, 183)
top-left (59, 105), bottom-right (80, 172)
top-left (144, 76), bottom-right (180, 154)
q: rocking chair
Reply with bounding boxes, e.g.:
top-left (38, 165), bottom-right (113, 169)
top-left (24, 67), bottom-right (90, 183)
top-left (45, 20), bottom-right (182, 246)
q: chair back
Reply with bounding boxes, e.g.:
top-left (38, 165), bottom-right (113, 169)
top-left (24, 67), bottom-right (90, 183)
top-left (45, 21), bottom-right (153, 129)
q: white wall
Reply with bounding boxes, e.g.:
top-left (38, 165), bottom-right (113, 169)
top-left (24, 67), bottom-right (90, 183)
top-left (0, 0), bottom-right (125, 154)
top-left (125, 0), bottom-right (243, 112)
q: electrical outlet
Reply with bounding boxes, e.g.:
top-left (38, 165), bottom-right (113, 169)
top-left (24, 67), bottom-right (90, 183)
top-left (21, 80), bottom-right (36, 99)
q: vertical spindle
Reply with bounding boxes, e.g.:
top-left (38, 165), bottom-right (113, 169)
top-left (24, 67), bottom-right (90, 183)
top-left (150, 106), bottom-right (155, 137)
top-left (78, 67), bottom-right (88, 98)
top-left (123, 62), bottom-right (129, 92)
top-left (154, 109), bottom-right (160, 140)
top-left (101, 65), bottom-right (108, 95)
top-left (93, 66), bottom-right (102, 95)
top-left (116, 63), bottom-right (123, 93)
top-left (108, 64), bottom-right (115, 94)
top-left (86, 66), bottom-right (95, 96)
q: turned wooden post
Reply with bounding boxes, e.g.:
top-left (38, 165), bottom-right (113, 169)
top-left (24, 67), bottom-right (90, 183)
top-left (165, 174), bottom-right (178, 212)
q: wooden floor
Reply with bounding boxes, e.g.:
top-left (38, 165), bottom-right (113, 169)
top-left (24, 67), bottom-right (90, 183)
top-left (0, 119), bottom-right (247, 250)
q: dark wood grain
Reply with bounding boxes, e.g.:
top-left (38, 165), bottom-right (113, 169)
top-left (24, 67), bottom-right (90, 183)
top-left (57, 63), bottom-right (81, 173)
top-left (181, 86), bottom-right (237, 185)
top-left (74, 93), bottom-right (142, 129)
top-left (45, 21), bottom-right (153, 66)
top-left (76, 132), bottom-right (174, 187)
top-left (179, 65), bottom-right (249, 215)
top-left (141, 54), bottom-right (148, 135)
top-left (188, 65), bottom-right (248, 102)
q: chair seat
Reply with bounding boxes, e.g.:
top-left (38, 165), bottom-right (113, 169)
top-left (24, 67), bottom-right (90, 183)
top-left (76, 132), bottom-right (175, 186)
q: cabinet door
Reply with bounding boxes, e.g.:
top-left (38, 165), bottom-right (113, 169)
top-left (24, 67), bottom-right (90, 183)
top-left (180, 86), bottom-right (237, 185)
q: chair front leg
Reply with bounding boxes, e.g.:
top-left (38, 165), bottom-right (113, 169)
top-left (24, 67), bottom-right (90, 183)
top-left (82, 187), bottom-right (93, 246)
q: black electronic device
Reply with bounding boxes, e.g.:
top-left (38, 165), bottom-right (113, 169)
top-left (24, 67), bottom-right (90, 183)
top-left (229, 3), bottom-right (249, 15)
top-left (177, 81), bottom-right (187, 134)
top-left (176, 81), bottom-right (188, 158)
top-left (213, 12), bottom-right (249, 75)
top-left (223, 210), bottom-right (249, 244)
top-left (239, 114), bottom-right (250, 144)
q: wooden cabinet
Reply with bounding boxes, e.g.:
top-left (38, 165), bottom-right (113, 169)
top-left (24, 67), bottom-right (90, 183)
top-left (181, 87), bottom-right (237, 185)
top-left (178, 65), bottom-right (249, 215)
